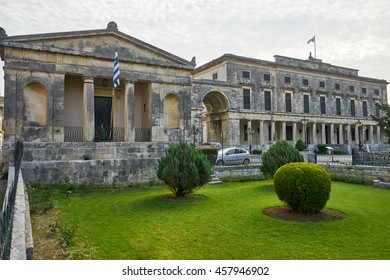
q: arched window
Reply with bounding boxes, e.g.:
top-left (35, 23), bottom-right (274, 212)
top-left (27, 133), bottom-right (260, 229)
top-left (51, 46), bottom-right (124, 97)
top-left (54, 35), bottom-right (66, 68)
top-left (164, 94), bottom-right (180, 129)
top-left (23, 83), bottom-right (48, 126)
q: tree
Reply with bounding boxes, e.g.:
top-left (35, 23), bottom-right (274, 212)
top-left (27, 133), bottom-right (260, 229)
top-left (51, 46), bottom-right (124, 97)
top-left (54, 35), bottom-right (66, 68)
top-left (260, 140), bottom-right (304, 177)
top-left (371, 103), bottom-right (390, 144)
top-left (157, 141), bottom-right (212, 197)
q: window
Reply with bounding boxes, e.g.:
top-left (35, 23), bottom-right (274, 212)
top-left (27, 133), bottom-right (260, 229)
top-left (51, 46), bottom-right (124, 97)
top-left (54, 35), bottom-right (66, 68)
top-left (264, 90), bottom-right (272, 111)
top-left (375, 103), bottom-right (380, 117)
top-left (320, 96), bottom-right (326, 114)
top-left (302, 79), bottom-right (309, 86)
top-left (285, 92), bottom-right (292, 112)
top-left (350, 99), bottom-right (355, 116)
top-left (264, 73), bottom-right (271, 81)
top-left (243, 88), bottom-right (251, 109)
top-left (212, 73), bottom-right (218, 80)
top-left (286, 126), bottom-right (293, 141)
top-left (351, 127), bottom-right (356, 141)
top-left (336, 98), bottom-right (341, 116)
top-left (349, 85), bottom-right (355, 92)
top-left (303, 95), bottom-right (310, 113)
top-left (362, 101), bottom-right (368, 117)
top-left (285, 76), bottom-right (291, 84)
top-left (319, 81), bottom-right (325, 88)
top-left (362, 87), bottom-right (367, 94)
top-left (374, 89), bottom-right (380, 95)
top-left (335, 83), bottom-right (341, 90)
top-left (243, 70), bottom-right (250, 79)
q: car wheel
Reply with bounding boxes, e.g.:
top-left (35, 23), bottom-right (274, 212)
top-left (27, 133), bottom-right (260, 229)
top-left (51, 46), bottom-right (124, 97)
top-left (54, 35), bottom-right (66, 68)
top-left (217, 160), bottom-right (224, 166)
top-left (243, 159), bottom-right (250, 165)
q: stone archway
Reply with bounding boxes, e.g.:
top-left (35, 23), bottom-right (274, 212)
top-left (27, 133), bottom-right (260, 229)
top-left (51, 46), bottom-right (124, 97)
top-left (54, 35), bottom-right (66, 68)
top-left (202, 91), bottom-right (229, 144)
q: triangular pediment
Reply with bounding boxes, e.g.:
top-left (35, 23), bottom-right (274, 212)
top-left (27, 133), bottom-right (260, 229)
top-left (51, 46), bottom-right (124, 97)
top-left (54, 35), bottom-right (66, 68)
top-left (1, 24), bottom-right (195, 70)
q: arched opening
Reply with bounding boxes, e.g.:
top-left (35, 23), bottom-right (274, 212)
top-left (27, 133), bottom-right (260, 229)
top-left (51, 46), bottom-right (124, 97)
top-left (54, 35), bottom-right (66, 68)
top-left (202, 91), bottom-right (229, 144)
top-left (23, 82), bottom-right (48, 126)
top-left (164, 94), bottom-right (180, 129)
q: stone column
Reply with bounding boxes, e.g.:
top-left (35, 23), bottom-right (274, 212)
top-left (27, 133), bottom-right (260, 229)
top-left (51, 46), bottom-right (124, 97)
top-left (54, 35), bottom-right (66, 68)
top-left (271, 120), bottom-right (276, 144)
top-left (259, 120), bottom-right (264, 145)
top-left (330, 123), bottom-right (335, 144)
top-left (228, 119), bottom-right (240, 146)
top-left (346, 124), bottom-right (351, 153)
top-left (339, 124), bottom-right (344, 144)
top-left (83, 77), bottom-right (95, 141)
top-left (281, 121), bottom-right (286, 140)
top-left (377, 126), bottom-right (381, 144)
top-left (124, 80), bottom-right (135, 142)
top-left (322, 123), bottom-right (326, 144)
top-left (355, 125), bottom-right (359, 144)
top-left (293, 122), bottom-right (297, 144)
top-left (369, 125), bottom-right (374, 144)
top-left (312, 122), bottom-right (317, 145)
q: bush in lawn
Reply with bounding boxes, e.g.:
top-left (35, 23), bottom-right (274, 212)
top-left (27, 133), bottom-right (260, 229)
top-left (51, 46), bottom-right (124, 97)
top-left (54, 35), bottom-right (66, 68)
top-left (157, 141), bottom-right (212, 197)
top-left (252, 149), bottom-right (263, 155)
top-left (295, 139), bottom-right (305, 151)
top-left (273, 162), bottom-right (331, 214)
top-left (316, 144), bottom-right (327, 154)
top-left (197, 145), bottom-right (218, 166)
top-left (260, 140), bottom-right (304, 177)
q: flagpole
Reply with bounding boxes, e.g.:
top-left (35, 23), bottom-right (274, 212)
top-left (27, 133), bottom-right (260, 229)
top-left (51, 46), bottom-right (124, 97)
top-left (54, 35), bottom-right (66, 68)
top-left (110, 87), bottom-right (114, 140)
top-left (314, 40), bottom-right (317, 59)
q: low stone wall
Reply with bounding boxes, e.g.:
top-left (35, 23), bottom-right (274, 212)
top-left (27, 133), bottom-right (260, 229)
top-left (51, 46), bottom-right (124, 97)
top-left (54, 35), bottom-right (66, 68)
top-left (213, 165), bottom-right (263, 179)
top-left (22, 158), bottom-right (160, 185)
top-left (6, 141), bottom-right (170, 186)
top-left (322, 164), bottom-right (390, 185)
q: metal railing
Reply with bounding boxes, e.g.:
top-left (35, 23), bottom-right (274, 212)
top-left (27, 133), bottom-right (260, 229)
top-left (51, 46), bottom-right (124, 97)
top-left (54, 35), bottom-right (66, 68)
top-left (135, 128), bottom-right (151, 142)
top-left (0, 140), bottom-right (23, 260)
top-left (64, 126), bottom-right (83, 142)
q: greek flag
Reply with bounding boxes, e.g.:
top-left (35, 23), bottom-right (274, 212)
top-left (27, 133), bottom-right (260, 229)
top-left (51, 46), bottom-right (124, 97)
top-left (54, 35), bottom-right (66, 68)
top-left (307, 35), bottom-right (315, 44)
top-left (113, 49), bottom-right (120, 88)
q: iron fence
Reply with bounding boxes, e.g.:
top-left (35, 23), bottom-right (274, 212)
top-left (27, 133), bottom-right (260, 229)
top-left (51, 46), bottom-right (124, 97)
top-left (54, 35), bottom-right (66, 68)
top-left (352, 150), bottom-right (390, 166)
top-left (0, 140), bottom-right (23, 260)
top-left (135, 128), bottom-right (151, 142)
top-left (64, 126), bottom-right (83, 142)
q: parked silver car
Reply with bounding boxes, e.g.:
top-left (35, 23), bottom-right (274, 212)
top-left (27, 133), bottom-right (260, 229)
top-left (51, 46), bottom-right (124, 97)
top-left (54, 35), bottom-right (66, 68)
top-left (216, 147), bottom-right (250, 166)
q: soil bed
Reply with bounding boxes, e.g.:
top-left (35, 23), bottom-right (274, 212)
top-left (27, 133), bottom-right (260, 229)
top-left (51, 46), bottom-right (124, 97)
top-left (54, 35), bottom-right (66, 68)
top-left (263, 206), bottom-right (345, 222)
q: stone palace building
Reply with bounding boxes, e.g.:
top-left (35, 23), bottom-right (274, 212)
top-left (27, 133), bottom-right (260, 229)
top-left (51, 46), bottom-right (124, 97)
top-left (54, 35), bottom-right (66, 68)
top-left (0, 22), bottom-right (388, 184)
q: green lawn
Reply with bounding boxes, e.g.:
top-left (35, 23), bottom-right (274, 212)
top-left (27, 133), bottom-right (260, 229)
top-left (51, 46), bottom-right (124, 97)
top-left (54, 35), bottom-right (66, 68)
top-left (31, 180), bottom-right (390, 260)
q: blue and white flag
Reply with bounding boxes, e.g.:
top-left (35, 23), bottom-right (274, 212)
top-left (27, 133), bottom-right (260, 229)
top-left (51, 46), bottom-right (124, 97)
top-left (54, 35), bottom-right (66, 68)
top-left (307, 35), bottom-right (315, 44)
top-left (113, 49), bottom-right (120, 88)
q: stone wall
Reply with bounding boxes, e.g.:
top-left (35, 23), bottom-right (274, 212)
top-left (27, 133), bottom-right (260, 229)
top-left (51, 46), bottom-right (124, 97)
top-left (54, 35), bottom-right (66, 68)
top-left (11, 142), bottom-right (171, 186)
top-left (322, 165), bottom-right (390, 185)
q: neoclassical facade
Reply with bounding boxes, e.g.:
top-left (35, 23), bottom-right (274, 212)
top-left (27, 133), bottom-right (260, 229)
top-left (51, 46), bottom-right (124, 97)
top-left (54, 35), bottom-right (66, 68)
top-left (192, 54), bottom-right (388, 150)
top-left (0, 22), bottom-right (388, 178)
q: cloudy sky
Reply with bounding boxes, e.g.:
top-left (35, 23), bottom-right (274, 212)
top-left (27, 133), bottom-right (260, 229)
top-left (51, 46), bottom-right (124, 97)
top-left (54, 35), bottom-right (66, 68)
top-left (1, 0), bottom-right (389, 96)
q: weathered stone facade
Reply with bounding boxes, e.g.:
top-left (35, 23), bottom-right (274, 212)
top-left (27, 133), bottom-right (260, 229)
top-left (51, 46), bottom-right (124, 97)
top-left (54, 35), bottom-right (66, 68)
top-left (192, 54), bottom-right (388, 151)
top-left (1, 23), bottom-right (389, 185)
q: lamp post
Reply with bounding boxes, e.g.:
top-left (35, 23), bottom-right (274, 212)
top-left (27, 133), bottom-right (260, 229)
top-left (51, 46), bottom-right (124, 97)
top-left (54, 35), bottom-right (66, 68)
top-left (246, 126), bottom-right (254, 154)
top-left (301, 116), bottom-right (308, 148)
top-left (192, 124), bottom-right (199, 146)
top-left (356, 120), bottom-right (364, 151)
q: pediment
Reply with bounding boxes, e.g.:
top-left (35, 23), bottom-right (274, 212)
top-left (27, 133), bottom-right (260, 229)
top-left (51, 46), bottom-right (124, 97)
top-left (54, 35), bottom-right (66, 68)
top-left (1, 26), bottom-right (195, 70)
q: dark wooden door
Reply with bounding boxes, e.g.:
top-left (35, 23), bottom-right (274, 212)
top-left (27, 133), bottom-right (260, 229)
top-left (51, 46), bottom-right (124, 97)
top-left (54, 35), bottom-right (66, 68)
top-left (94, 97), bottom-right (112, 141)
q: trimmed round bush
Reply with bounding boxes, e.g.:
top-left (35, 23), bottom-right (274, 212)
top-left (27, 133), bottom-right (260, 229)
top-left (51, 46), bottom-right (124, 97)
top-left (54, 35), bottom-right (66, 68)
top-left (260, 140), bottom-right (304, 177)
top-left (295, 139), bottom-right (305, 151)
top-left (273, 162), bottom-right (331, 214)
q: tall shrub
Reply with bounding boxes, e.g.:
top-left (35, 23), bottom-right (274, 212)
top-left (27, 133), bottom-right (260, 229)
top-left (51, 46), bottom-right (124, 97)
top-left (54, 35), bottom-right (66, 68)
top-left (196, 146), bottom-right (218, 166)
top-left (273, 162), bottom-right (331, 214)
top-left (157, 141), bottom-right (212, 197)
top-left (260, 140), bottom-right (304, 177)
top-left (295, 139), bottom-right (305, 151)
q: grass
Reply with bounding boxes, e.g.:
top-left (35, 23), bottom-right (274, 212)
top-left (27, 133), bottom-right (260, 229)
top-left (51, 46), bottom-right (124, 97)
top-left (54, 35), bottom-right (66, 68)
top-left (28, 180), bottom-right (390, 260)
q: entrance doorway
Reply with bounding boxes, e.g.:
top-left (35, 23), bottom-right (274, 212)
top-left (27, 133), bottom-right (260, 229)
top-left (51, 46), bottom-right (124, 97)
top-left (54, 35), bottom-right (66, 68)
top-left (94, 96), bottom-right (112, 141)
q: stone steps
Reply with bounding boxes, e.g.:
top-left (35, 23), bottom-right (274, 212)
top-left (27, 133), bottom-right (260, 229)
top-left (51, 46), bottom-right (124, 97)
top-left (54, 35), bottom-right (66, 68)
top-left (209, 174), bottom-right (222, 185)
